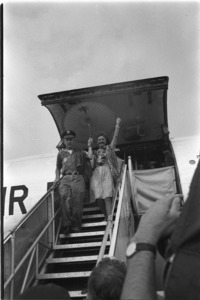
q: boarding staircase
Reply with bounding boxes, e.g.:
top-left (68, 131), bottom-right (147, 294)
top-left (36, 203), bottom-right (110, 299)
top-left (4, 156), bottom-right (175, 299)
top-left (4, 164), bottom-right (132, 300)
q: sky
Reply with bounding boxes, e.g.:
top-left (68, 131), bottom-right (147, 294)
top-left (3, 0), bottom-right (200, 161)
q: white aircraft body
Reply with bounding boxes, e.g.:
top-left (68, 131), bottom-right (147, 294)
top-left (3, 152), bottom-right (57, 238)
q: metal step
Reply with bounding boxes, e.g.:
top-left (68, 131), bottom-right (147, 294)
top-left (37, 271), bottom-right (91, 280)
top-left (82, 214), bottom-right (104, 219)
top-left (59, 231), bottom-right (105, 239)
top-left (81, 221), bottom-right (107, 227)
top-left (54, 241), bottom-right (110, 250)
top-left (37, 203), bottom-right (112, 294)
top-left (46, 254), bottom-right (109, 264)
top-left (83, 206), bottom-right (100, 213)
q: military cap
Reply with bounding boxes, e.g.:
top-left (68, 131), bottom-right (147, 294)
top-left (61, 130), bottom-right (76, 139)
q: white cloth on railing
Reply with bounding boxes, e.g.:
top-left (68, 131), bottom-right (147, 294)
top-left (131, 166), bottom-right (176, 214)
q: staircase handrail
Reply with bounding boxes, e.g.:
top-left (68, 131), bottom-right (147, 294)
top-left (4, 207), bottom-right (60, 290)
top-left (96, 179), bottom-right (122, 264)
top-left (128, 156), bottom-right (138, 215)
top-left (4, 178), bottom-right (62, 242)
top-left (109, 164), bottom-right (127, 257)
top-left (97, 162), bottom-right (126, 263)
top-left (3, 189), bottom-right (61, 299)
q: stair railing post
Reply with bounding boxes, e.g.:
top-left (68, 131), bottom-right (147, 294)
top-left (97, 165), bottom-right (124, 264)
top-left (109, 181), bottom-right (121, 241)
top-left (128, 156), bottom-right (138, 214)
top-left (97, 221), bottom-right (112, 264)
top-left (20, 247), bottom-right (37, 294)
top-left (109, 165), bottom-right (127, 257)
top-left (51, 191), bottom-right (55, 248)
top-left (47, 192), bottom-right (54, 249)
top-left (10, 232), bottom-right (15, 300)
top-left (36, 244), bottom-right (39, 277)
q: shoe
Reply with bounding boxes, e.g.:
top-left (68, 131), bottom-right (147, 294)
top-left (63, 226), bottom-right (70, 235)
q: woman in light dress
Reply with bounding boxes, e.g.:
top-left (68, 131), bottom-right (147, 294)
top-left (88, 118), bottom-right (121, 221)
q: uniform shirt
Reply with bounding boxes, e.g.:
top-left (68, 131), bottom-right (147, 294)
top-left (56, 149), bottom-right (87, 175)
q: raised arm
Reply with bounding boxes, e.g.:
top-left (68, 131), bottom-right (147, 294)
top-left (87, 137), bottom-right (93, 160)
top-left (120, 194), bottom-right (181, 300)
top-left (87, 137), bottom-right (95, 169)
top-left (110, 117), bottom-right (121, 150)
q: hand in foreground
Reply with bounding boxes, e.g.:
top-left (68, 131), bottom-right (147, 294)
top-left (88, 137), bottom-right (93, 147)
top-left (134, 194), bottom-right (182, 245)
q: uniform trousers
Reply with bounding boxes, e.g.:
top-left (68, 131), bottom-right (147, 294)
top-left (58, 174), bottom-right (85, 231)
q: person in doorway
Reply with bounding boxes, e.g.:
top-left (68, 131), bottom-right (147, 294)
top-left (88, 118), bottom-right (121, 221)
top-left (54, 130), bottom-right (89, 234)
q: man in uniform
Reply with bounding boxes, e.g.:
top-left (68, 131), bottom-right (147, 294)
top-left (54, 130), bottom-right (89, 234)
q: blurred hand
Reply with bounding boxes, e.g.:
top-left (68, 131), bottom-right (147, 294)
top-left (116, 117), bottom-right (121, 126)
top-left (88, 137), bottom-right (93, 147)
top-left (133, 194), bottom-right (182, 245)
